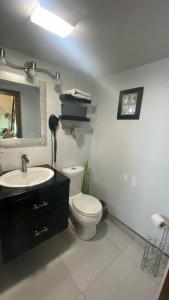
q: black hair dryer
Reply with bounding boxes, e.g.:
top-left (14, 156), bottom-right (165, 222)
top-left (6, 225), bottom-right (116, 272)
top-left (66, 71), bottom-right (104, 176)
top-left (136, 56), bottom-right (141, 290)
top-left (48, 115), bottom-right (59, 168)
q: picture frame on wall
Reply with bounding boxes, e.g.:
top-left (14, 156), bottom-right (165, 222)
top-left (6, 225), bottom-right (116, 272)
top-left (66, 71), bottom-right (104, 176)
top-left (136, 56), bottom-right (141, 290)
top-left (117, 87), bottom-right (144, 120)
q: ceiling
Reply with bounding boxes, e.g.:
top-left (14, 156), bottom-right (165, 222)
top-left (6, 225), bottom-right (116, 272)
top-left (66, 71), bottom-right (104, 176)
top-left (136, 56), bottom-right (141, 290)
top-left (1, 0), bottom-right (169, 78)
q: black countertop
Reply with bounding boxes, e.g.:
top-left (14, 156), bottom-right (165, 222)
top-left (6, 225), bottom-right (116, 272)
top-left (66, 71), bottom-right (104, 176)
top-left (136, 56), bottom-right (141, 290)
top-left (0, 165), bottom-right (70, 204)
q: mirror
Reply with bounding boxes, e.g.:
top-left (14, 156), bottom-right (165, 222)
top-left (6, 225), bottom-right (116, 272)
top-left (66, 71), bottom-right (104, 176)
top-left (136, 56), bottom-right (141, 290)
top-left (0, 72), bottom-right (47, 148)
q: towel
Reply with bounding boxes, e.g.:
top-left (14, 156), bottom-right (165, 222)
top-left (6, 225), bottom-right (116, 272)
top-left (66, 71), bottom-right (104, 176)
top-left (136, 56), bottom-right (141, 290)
top-left (62, 89), bottom-right (91, 100)
top-left (74, 89), bottom-right (91, 98)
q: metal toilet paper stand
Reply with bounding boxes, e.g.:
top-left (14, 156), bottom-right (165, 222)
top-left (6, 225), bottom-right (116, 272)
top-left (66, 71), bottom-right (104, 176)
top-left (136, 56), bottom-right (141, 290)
top-left (141, 224), bottom-right (169, 277)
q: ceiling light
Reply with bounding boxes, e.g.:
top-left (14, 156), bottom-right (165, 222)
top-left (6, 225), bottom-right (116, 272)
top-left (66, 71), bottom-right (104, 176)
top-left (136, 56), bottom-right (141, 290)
top-left (30, 2), bottom-right (75, 38)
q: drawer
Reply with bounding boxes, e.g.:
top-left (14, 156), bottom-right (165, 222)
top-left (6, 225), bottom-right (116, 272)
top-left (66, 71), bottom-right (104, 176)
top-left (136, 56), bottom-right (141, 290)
top-left (2, 184), bottom-right (69, 225)
top-left (1, 204), bottom-right (69, 262)
top-left (31, 205), bottom-right (68, 247)
top-left (36, 184), bottom-right (69, 208)
top-left (30, 214), bottom-right (53, 246)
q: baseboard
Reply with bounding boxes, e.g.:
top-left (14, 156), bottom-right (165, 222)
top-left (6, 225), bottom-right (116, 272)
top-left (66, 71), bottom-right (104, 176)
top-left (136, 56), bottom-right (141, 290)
top-left (108, 213), bottom-right (169, 258)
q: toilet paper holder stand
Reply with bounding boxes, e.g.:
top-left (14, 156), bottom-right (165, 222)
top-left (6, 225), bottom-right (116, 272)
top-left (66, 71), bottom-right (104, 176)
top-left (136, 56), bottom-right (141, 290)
top-left (141, 224), bottom-right (169, 277)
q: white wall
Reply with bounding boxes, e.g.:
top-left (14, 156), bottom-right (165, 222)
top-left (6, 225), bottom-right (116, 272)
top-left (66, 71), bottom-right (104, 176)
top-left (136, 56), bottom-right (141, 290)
top-left (0, 48), bottom-right (94, 172)
top-left (91, 58), bottom-right (169, 241)
top-left (2, 47), bottom-right (169, 244)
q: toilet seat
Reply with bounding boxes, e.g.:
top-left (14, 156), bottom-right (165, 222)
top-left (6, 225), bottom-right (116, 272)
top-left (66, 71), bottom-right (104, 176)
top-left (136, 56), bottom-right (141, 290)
top-left (71, 193), bottom-right (102, 217)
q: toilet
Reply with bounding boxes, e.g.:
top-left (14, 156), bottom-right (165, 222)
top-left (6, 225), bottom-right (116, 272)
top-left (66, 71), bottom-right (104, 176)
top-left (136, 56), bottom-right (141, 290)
top-left (62, 166), bottom-right (102, 240)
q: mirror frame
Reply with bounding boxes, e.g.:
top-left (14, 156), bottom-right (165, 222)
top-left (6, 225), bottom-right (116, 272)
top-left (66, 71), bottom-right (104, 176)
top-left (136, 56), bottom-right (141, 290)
top-left (0, 71), bottom-right (47, 148)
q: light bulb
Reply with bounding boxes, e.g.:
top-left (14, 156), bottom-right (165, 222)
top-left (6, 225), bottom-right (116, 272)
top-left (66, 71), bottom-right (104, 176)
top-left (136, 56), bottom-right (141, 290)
top-left (0, 48), bottom-right (6, 65)
top-left (55, 72), bottom-right (62, 86)
top-left (28, 61), bottom-right (37, 78)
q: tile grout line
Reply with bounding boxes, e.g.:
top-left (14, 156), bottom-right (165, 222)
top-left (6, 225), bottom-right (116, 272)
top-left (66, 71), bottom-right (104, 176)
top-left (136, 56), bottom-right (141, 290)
top-left (120, 238), bottom-right (165, 286)
top-left (105, 234), bottom-right (133, 252)
top-left (49, 234), bottom-right (83, 300)
top-left (81, 291), bottom-right (87, 300)
top-left (52, 223), bottom-right (132, 294)
top-left (60, 246), bottom-right (122, 294)
top-left (59, 256), bottom-right (82, 298)
top-left (51, 224), bottom-right (124, 293)
top-left (80, 249), bottom-right (125, 293)
top-left (122, 249), bottom-right (160, 286)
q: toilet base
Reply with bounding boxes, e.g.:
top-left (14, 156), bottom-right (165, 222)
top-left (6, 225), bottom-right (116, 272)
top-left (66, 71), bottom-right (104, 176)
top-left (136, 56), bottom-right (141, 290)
top-left (69, 206), bottom-right (102, 241)
top-left (70, 216), bottom-right (96, 240)
top-left (77, 224), bottom-right (96, 240)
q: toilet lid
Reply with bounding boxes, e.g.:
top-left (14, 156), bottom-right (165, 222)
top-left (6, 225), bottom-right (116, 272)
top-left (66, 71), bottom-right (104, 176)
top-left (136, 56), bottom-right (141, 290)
top-left (72, 194), bottom-right (102, 216)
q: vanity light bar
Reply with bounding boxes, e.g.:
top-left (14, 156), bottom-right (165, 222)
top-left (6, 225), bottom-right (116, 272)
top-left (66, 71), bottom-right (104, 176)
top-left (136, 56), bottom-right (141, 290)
top-left (0, 48), bottom-right (61, 84)
top-left (30, 2), bottom-right (75, 38)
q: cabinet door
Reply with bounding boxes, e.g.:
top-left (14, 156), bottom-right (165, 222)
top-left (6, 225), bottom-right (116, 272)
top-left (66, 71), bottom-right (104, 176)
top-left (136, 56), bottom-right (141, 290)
top-left (1, 223), bottom-right (29, 262)
top-left (1, 204), bottom-right (69, 263)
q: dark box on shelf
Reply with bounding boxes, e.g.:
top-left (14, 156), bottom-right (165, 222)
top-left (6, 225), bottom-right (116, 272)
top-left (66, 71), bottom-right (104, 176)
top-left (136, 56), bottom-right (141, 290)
top-left (61, 103), bottom-right (87, 118)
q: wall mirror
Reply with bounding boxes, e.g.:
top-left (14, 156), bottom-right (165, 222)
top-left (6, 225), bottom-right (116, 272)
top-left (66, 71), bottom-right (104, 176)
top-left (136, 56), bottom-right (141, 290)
top-left (0, 71), bottom-right (47, 148)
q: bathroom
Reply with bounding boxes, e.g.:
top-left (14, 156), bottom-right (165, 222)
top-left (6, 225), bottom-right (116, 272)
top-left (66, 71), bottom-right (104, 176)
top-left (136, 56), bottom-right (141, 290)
top-left (0, 0), bottom-right (169, 299)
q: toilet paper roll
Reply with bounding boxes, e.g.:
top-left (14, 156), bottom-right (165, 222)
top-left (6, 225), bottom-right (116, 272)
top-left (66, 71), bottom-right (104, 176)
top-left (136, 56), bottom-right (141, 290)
top-left (151, 213), bottom-right (166, 229)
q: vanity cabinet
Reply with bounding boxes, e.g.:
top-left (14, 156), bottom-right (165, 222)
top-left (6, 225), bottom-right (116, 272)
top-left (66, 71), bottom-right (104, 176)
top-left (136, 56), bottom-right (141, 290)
top-left (0, 166), bottom-right (70, 262)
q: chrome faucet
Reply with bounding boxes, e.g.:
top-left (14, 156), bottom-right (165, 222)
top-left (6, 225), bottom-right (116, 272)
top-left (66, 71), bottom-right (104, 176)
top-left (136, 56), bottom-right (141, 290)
top-left (21, 154), bottom-right (29, 172)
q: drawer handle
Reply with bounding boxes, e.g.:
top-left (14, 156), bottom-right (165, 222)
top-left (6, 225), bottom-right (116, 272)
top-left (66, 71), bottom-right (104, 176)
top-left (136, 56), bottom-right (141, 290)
top-left (33, 201), bottom-right (48, 210)
top-left (34, 226), bottom-right (48, 237)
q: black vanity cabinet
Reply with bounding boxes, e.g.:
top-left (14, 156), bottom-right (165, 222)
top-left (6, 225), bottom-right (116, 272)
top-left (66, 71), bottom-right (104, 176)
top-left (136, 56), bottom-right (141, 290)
top-left (0, 166), bottom-right (70, 263)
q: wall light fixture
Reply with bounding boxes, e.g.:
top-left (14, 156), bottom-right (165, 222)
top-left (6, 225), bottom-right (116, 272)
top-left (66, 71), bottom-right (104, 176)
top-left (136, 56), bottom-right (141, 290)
top-left (0, 48), bottom-right (62, 86)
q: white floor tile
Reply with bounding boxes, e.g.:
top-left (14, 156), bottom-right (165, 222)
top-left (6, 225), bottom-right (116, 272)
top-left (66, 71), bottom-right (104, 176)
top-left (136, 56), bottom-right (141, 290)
top-left (100, 219), bottom-right (134, 251)
top-left (0, 220), bottom-right (161, 300)
top-left (51, 227), bottom-right (81, 260)
top-left (124, 240), bottom-right (144, 267)
top-left (113, 268), bottom-right (158, 300)
top-left (75, 294), bottom-right (86, 300)
top-left (84, 254), bottom-right (158, 300)
top-left (0, 257), bottom-right (80, 300)
top-left (0, 239), bottom-right (61, 291)
top-left (124, 240), bottom-right (168, 285)
top-left (53, 227), bottom-right (121, 291)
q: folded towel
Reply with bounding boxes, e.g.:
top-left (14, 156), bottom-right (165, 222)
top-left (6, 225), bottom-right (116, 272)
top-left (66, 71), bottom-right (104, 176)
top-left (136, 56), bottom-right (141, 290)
top-left (62, 89), bottom-right (91, 100)
top-left (72, 94), bottom-right (90, 100)
top-left (74, 89), bottom-right (91, 98)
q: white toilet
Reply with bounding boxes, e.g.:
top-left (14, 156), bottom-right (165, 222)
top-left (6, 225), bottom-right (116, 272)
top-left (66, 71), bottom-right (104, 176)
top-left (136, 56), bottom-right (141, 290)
top-left (62, 166), bottom-right (102, 240)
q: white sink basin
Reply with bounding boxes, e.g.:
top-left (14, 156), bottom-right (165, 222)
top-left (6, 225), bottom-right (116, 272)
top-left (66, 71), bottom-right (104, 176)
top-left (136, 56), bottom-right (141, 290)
top-left (0, 167), bottom-right (54, 188)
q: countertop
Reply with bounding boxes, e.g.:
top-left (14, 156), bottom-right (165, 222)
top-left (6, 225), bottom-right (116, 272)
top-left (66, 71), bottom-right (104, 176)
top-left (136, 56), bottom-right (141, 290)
top-left (0, 165), bottom-right (70, 204)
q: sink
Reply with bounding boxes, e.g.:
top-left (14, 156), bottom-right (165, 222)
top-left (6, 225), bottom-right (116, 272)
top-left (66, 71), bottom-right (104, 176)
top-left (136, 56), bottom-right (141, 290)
top-left (0, 167), bottom-right (54, 188)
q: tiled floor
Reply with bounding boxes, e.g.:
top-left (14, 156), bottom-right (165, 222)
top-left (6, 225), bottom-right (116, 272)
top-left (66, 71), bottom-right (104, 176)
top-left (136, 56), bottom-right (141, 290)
top-left (0, 219), bottom-right (166, 300)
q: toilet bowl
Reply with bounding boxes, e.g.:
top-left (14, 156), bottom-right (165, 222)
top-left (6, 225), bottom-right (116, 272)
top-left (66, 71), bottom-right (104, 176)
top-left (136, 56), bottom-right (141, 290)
top-left (70, 193), bottom-right (102, 240)
top-left (62, 166), bottom-right (102, 240)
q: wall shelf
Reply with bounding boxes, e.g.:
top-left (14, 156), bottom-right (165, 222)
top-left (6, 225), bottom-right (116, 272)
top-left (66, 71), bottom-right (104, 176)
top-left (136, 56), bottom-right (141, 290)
top-left (59, 94), bottom-right (91, 104)
top-left (59, 115), bottom-right (90, 122)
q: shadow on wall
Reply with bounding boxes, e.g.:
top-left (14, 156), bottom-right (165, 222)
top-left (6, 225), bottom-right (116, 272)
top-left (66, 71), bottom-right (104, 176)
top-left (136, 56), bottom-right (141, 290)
top-left (95, 221), bottom-right (108, 241)
top-left (60, 121), bottom-right (93, 149)
top-left (90, 173), bottom-right (108, 200)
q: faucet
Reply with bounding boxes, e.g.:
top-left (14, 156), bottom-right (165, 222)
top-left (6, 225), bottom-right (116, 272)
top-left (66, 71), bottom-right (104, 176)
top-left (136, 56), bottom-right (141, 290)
top-left (21, 154), bottom-right (29, 172)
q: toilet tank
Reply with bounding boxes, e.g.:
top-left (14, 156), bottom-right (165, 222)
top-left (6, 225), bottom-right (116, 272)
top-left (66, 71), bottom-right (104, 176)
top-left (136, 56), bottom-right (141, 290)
top-left (62, 166), bottom-right (84, 196)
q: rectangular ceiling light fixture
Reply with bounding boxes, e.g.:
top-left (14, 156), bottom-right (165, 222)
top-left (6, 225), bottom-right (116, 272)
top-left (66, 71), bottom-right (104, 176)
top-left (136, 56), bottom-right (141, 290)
top-left (31, 2), bottom-right (75, 38)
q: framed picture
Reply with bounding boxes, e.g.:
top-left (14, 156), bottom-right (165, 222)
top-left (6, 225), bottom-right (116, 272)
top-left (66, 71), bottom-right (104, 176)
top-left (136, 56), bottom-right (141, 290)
top-left (117, 87), bottom-right (144, 120)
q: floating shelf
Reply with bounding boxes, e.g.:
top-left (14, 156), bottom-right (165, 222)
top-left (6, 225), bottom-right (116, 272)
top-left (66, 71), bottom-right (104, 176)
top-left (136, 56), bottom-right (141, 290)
top-left (59, 115), bottom-right (90, 122)
top-left (59, 94), bottom-right (91, 104)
